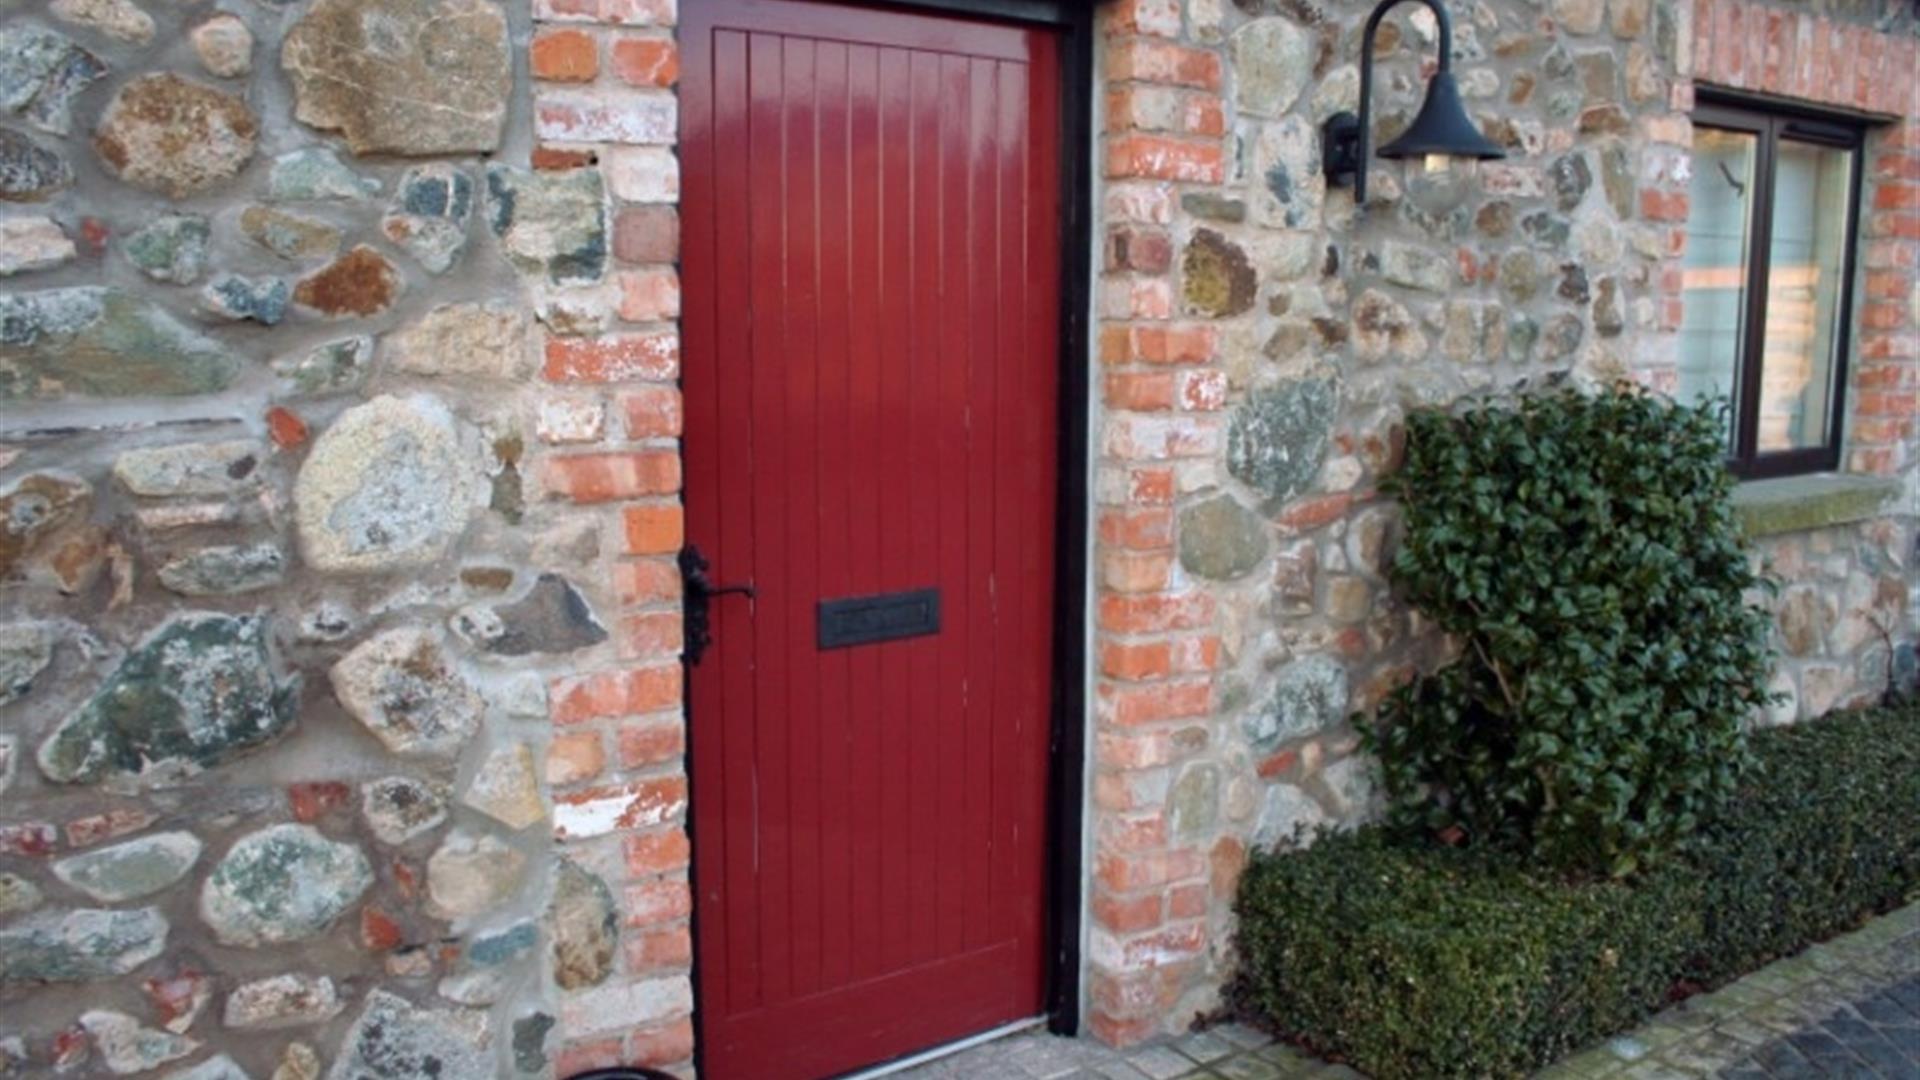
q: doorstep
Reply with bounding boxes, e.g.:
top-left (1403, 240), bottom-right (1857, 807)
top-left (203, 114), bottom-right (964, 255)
top-left (892, 900), bottom-right (1920, 1079)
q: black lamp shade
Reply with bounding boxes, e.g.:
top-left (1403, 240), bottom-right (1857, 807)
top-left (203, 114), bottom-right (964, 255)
top-left (1376, 71), bottom-right (1506, 161)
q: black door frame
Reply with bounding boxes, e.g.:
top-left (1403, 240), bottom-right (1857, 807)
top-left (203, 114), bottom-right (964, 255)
top-left (676, 0), bottom-right (1096, 1071)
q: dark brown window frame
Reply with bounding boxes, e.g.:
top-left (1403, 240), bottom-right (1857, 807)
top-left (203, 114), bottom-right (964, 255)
top-left (1691, 93), bottom-right (1867, 480)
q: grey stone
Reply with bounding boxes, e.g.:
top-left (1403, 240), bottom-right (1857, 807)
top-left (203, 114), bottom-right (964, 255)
top-left (38, 614), bottom-right (299, 786)
top-left (325, 990), bottom-right (492, 1080)
top-left (240, 206), bottom-right (341, 261)
top-left (360, 775), bottom-right (450, 846)
top-left (291, 245), bottom-right (402, 318)
top-left (548, 858), bottom-right (616, 990)
top-left (158, 543), bottom-right (288, 596)
top-left (1233, 19), bottom-right (1312, 117)
top-left (331, 628), bottom-right (482, 760)
top-left (269, 1044), bottom-right (319, 1080)
top-left (1600, 142), bottom-right (1634, 218)
top-left (0, 27), bottom-right (105, 135)
top-left (273, 335), bottom-right (372, 398)
top-left (50, 0), bottom-right (153, 43)
top-left (1253, 784), bottom-right (1329, 849)
top-left (0, 872), bottom-right (42, 917)
top-left (1245, 655), bottom-right (1349, 750)
top-left (0, 127), bottom-right (73, 201)
top-left (164, 1054), bottom-right (254, 1080)
top-left (294, 395), bottom-right (480, 572)
top-left (80, 1009), bottom-right (199, 1074)
top-left (1593, 276), bottom-right (1624, 337)
top-left (268, 148), bottom-right (378, 201)
top-left (200, 824), bottom-right (372, 947)
top-left (1351, 288), bottom-right (1425, 363)
top-left (1521, 210), bottom-right (1571, 248)
top-left (471, 573), bottom-right (608, 656)
top-left (0, 471), bottom-right (89, 580)
top-left (1539, 313), bottom-right (1585, 361)
top-left (125, 215), bottom-right (212, 284)
top-left (1179, 495), bottom-right (1269, 581)
top-left (512, 1012), bottom-right (554, 1074)
top-left (200, 275), bottom-right (291, 326)
top-left (1252, 116), bottom-right (1323, 229)
top-left (1182, 230), bottom-right (1256, 318)
top-left (1550, 152), bottom-right (1593, 212)
top-left (1377, 242), bottom-right (1453, 293)
top-left (0, 907), bottom-right (169, 983)
top-left (1226, 377), bottom-right (1338, 508)
top-left (1168, 763), bottom-right (1220, 841)
top-left (0, 734), bottom-right (12, 796)
top-left (1557, 262), bottom-right (1591, 303)
top-left (1499, 250), bottom-right (1544, 303)
top-left (469, 921), bottom-right (538, 967)
top-left (426, 831), bottom-right (526, 920)
top-left (0, 288), bottom-right (242, 400)
top-left (461, 743), bottom-right (545, 830)
top-left (192, 15), bottom-right (255, 79)
top-left (94, 74), bottom-right (257, 198)
top-left (0, 216), bottom-right (75, 275)
top-left (1320, 756), bottom-right (1381, 819)
top-left (0, 622), bottom-right (55, 705)
top-left (114, 441), bottom-right (265, 498)
top-left (284, 0), bottom-right (510, 156)
top-left (52, 832), bottom-right (202, 903)
top-left (1507, 313), bottom-right (1540, 363)
top-left (384, 164), bottom-right (474, 273)
top-left (1181, 192), bottom-right (1246, 223)
top-left (224, 974), bottom-right (344, 1030)
top-left (387, 303), bottom-right (530, 381)
top-left (487, 165), bottom-right (608, 285)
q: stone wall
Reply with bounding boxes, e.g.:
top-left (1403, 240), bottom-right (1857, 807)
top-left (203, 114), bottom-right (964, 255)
top-left (1085, 0), bottom-right (1919, 1046)
top-left (0, 0), bottom-right (690, 1074)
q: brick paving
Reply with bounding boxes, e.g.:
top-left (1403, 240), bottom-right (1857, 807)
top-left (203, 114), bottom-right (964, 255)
top-left (886, 902), bottom-right (1920, 1080)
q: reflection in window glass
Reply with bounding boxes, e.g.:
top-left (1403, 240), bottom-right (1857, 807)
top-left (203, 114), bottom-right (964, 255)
top-left (1679, 126), bottom-right (1757, 444)
top-left (1758, 140), bottom-right (1852, 452)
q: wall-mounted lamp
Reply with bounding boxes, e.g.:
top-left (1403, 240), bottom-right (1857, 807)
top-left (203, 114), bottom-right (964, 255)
top-left (1322, 0), bottom-right (1505, 205)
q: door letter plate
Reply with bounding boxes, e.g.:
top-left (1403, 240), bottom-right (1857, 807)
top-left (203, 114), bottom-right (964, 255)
top-left (817, 589), bottom-right (940, 649)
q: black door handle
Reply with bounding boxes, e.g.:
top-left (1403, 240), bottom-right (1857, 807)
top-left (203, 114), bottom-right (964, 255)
top-left (679, 544), bottom-right (753, 666)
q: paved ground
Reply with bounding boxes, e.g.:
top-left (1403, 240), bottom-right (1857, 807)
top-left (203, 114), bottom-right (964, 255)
top-left (887, 901), bottom-right (1920, 1079)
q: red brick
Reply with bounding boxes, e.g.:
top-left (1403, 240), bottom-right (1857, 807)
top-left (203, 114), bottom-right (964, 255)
top-left (546, 730), bottom-right (608, 785)
top-left (1106, 0), bottom-right (1182, 37)
top-left (1101, 549), bottom-right (1173, 593)
top-left (1167, 881), bottom-right (1208, 919)
top-left (617, 268), bottom-right (681, 322)
top-left (0, 823), bottom-right (56, 857)
top-left (1087, 1009), bottom-right (1157, 1047)
top-left (615, 558), bottom-right (683, 604)
top-left (627, 1019), bottom-right (696, 1067)
top-left (613, 205), bottom-right (680, 264)
top-left (620, 385), bottom-right (683, 438)
top-left (552, 1039), bottom-right (624, 1078)
top-left (543, 451), bottom-right (681, 502)
top-left (611, 36), bottom-right (679, 87)
top-left (266, 406), bottom-right (308, 449)
top-left (1106, 226), bottom-right (1172, 272)
top-left (533, 0), bottom-right (675, 24)
top-left (1105, 371), bottom-right (1176, 411)
top-left (617, 716), bottom-right (685, 768)
top-left (1640, 188), bottom-right (1690, 221)
top-left (361, 906), bottom-right (404, 952)
top-left (1875, 182), bottom-right (1920, 212)
top-left (545, 331), bottom-right (679, 383)
top-left (1127, 325), bottom-right (1216, 364)
top-left (1857, 391), bottom-right (1919, 417)
top-left (1097, 591), bottom-right (1214, 633)
top-left (1862, 301), bottom-right (1909, 331)
top-left (532, 29), bottom-right (599, 82)
top-left (1091, 890), bottom-right (1163, 933)
top-left (624, 828), bottom-right (692, 877)
top-left (1097, 506), bottom-right (1173, 549)
top-left (287, 781), bottom-right (351, 823)
top-left (64, 808), bottom-right (156, 847)
top-left (1098, 678), bottom-right (1211, 726)
top-left (1105, 134), bottom-right (1224, 182)
top-left (551, 665), bottom-right (683, 724)
top-left (622, 504), bottom-right (684, 555)
top-left (623, 878), bottom-right (694, 926)
top-left (625, 924), bottom-right (694, 972)
top-left (533, 145), bottom-right (598, 171)
top-left (1107, 39), bottom-right (1222, 89)
top-left (618, 611), bottom-right (683, 659)
top-left (1101, 640), bottom-right (1172, 680)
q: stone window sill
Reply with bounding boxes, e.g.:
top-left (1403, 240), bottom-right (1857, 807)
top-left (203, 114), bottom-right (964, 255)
top-left (1732, 473), bottom-right (1903, 538)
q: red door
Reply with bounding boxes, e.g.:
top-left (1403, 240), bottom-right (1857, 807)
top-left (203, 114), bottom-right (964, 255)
top-left (680, 1), bottom-right (1062, 1076)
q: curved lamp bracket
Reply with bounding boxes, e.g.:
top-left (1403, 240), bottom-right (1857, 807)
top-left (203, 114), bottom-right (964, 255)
top-left (1322, 0), bottom-right (1505, 205)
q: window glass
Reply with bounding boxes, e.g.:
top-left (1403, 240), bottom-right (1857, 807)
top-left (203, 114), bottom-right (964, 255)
top-left (1757, 139), bottom-right (1852, 452)
top-left (1679, 126), bottom-right (1758, 443)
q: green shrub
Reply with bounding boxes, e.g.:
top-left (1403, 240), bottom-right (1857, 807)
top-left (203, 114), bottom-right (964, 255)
top-left (1234, 705), bottom-right (1920, 1080)
top-left (1362, 386), bottom-right (1776, 874)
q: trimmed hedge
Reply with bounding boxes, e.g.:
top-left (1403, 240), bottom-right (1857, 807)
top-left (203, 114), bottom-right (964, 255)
top-left (1234, 705), bottom-right (1920, 1080)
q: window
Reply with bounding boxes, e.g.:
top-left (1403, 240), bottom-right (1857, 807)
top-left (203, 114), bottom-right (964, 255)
top-left (1680, 97), bottom-right (1865, 478)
